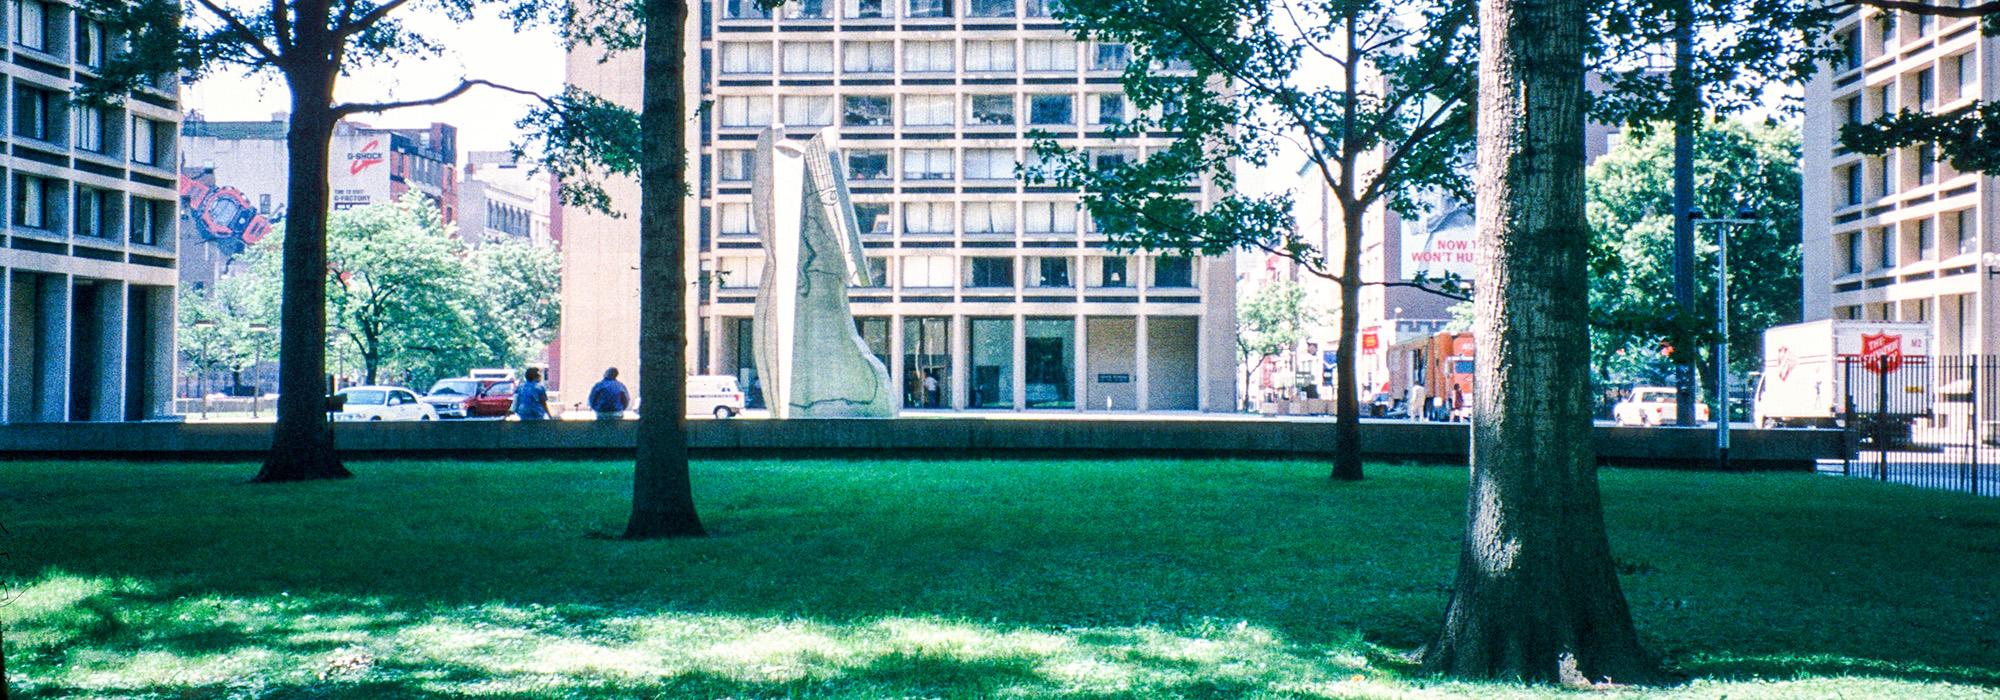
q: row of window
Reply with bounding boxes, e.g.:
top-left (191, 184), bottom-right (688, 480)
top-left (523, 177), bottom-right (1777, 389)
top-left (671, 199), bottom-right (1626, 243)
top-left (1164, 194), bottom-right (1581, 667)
top-left (10, 172), bottom-right (172, 245)
top-left (716, 199), bottom-right (1154, 235)
top-left (1834, 6), bottom-right (1981, 72)
top-left (1836, 53), bottom-right (1978, 126)
top-left (1836, 143), bottom-right (1951, 206)
top-left (719, 39), bottom-right (1130, 74)
top-left (11, 0), bottom-right (111, 68)
top-left (1838, 209), bottom-right (1979, 275)
top-left (713, 253), bottom-right (1195, 290)
top-left (11, 82), bottom-right (173, 164)
top-left (717, 145), bottom-right (1133, 184)
top-left (485, 200), bottom-right (533, 238)
top-left (720, 0), bottom-right (1061, 21)
top-left (716, 92), bottom-right (1143, 129)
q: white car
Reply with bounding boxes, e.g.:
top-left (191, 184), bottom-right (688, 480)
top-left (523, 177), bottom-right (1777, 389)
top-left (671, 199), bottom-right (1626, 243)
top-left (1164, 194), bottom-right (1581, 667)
top-left (1613, 386), bottom-right (1711, 426)
top-left (334, 386), bottom-right (438, 422)
top-left (688, 375), bottom-right (746, 418)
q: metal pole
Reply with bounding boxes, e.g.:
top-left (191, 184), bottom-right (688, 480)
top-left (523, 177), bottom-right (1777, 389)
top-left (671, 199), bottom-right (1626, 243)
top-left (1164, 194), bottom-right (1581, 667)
top-left (1672, 0), bottom-right (1699, 426)
top-left (1717, 222), bottom-right (1730, 471)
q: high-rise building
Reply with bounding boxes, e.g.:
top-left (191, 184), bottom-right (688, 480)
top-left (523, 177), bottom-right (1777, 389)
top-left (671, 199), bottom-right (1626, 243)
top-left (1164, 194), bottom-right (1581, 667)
top-left (559, 0), bottom-right (1237, 411)
top-left (1801, 9), bottom-right (1994, 354)
top-left (1, 0), bottom-right (181, 423)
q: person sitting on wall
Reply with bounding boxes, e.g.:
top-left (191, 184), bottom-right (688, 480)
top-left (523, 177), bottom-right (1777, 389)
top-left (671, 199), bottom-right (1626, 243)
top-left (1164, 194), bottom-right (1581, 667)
top-left (587, 367), bottom-right (630, 420)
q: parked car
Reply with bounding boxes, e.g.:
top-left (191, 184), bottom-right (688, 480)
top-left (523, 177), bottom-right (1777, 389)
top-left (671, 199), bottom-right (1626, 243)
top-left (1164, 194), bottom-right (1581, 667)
top-left (334, 386), bottom-right (438, 422)
top-left (422, 377), bottom-right (516, 418)
top-left (688, 375), bottom-right (746, 418)
top-left (1366, 392), bottom-right (1407, 418)
top-left (1613, 387), bottom-right (1711, 426)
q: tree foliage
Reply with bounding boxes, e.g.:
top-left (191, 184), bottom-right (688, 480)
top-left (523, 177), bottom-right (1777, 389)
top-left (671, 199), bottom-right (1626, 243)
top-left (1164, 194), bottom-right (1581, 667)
top-left (1587, 119), bottom-right (1802, 385)
top-left (1835, 5), bottom-right (2000, 173)
top-left (1236, 280), bottom-right (1320, 405)
top-left (177, 279), bottom-right (278, 392)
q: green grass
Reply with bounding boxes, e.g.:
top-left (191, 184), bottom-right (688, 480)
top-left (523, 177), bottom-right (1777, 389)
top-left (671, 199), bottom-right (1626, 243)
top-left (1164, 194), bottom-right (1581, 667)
top-left (1, 458), bottom-right (1997, 698)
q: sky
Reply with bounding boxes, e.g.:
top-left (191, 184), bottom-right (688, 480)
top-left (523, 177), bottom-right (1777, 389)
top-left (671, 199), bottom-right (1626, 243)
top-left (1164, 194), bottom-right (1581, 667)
top-left (182, 9), bottom-right (567, 156)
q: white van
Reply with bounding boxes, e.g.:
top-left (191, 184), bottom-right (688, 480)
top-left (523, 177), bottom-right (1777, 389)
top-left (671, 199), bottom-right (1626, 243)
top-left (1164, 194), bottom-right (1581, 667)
top-left (687, 375), bottom-right (746, 418)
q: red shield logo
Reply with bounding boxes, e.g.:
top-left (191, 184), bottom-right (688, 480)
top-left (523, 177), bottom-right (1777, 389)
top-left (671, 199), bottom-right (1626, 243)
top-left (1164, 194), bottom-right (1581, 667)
top-left (1860, 333), bottom-right (1903, 375)
top-left (1775, 346), bottom-right (1797, 381)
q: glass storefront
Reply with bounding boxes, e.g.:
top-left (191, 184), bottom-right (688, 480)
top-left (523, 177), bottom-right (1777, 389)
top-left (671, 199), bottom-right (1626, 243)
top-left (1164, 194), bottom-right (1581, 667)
top-left (968, 317), bottom-right (1014, 409)
top-left (902, 316), bottom-right (950, 408)
top-left (730, 317), bottom-right (764, 408)
top-left (1024, 318), bottom-right (1074, 409)
top-left (855, 317), bottom-right (890, 373)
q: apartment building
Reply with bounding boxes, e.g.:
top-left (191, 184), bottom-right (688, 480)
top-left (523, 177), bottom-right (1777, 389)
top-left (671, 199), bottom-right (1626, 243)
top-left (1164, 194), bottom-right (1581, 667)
top-left (0, 0), bottom-right (180, 422)
top-left (458, 150), bottom-right (551, 247)
top-left (1802, 8), bottom-right (1995, 354)
top-left (560, 0), bottom-right (1237, 411)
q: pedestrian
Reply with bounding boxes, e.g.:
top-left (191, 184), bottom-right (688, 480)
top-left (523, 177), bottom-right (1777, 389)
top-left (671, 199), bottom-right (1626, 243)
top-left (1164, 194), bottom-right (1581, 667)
top-left (587, 367), bottom-right (630, 420)
top-left (512, 367), bottom-right (552, 420)
top-left (1406, 381), bottom-right (1428, 422)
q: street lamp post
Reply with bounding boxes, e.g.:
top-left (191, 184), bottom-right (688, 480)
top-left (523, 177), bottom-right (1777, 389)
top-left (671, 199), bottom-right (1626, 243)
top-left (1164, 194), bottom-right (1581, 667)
top-left (249, 322), bottom-right (270, 418)
top-left (1694, 206), bottom-right (1757, 471)
top-left (190, 319), bottom-right (216, 420)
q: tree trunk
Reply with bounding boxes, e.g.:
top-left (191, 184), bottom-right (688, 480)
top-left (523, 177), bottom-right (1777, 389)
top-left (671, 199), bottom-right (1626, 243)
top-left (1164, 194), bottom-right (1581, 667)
top-left (1421, 0), bottom-right (1657, 683)
top-left (623, 0), bottom-right (705, 539)
top-left (1330, 203), bottom-right (1365, 481)
top-left (255, 65), bottom-right (352, 483)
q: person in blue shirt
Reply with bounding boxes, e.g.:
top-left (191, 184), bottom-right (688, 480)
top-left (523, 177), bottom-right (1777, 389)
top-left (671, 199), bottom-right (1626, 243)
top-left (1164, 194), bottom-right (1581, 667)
top-left (512, 367), bottom-right (552, 420)
top-left (587, 367), bottom-right (630, 420)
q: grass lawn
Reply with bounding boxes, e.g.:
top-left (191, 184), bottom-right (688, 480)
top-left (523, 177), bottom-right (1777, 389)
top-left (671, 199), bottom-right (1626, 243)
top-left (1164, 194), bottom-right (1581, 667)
top-left (1, 458), bottom-right (1997, 699)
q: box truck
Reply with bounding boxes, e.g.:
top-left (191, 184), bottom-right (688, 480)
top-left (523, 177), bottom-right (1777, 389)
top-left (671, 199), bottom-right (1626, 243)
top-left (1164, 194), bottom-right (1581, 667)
top-left (1753, 320), bottom-right (1932, 434)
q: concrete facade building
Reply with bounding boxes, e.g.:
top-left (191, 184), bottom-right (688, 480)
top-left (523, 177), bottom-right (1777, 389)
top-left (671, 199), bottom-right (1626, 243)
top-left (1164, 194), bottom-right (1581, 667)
top-left (559, 0), bottom-right (1237, 411)
top-left (458, 150), bottom-right (551, 247)
top-left (1801, 9), bottom-right (1996, 355)
top-left (0, 0), bottom-right (181, 423)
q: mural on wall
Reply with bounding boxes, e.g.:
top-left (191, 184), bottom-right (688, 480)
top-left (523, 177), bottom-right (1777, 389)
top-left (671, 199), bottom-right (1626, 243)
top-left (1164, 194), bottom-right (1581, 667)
top-left (180, 168), bottom-right (279, 266)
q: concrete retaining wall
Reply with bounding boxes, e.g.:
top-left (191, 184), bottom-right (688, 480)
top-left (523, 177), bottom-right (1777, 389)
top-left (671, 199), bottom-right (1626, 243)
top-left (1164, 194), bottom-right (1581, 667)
top-left (0, 419), bottom-right (1841, 470)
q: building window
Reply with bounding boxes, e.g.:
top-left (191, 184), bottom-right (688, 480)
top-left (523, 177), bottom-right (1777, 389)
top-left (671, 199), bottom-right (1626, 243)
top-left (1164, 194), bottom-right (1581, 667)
top-left (1917, 218), bottom-right (1934, 259)
top-left (131, 197), bottom-right (169, 246)
top-left (1958, 209), bottom-right (1976, 255)
top-left (862, 258), bottom-right (889, 287)
top-left (1024, 318), bottom-right (1075, 408)
top-left (14, 85), bottom-right (63, 144)
top-left (718, 96), bottom-right (772, 127)
top-left (75, 19), bottom-right (105, 69)
top-left (1023, 201), bottom-right (1077, 233)
top-left (1918, 143), bottom-right (1936, 185)
top-left (902, 148), bottom-right (955, 180)
top-left (716, 256), bottom-right (763, 288)
top-left (1956, 53), bottom-right (1976, 96)
top-left (848, 150), bottom-right (890, 181)
top-left (969, 317), bottom-right (1014, 408)
top-left (1152, 255), bottom-right (1194, 287)
top-left (843, 95), bottom-right (893, 127)
top-left (1091, 43), bottom-right (1131, 71)
top-left (73, 186), bottom-right (116, 239)
top-left (1092, 94), bottom-right (1128, 125)
top-left (969, 94), bottom-right (1015, 126)
top-left (12, 174), bottom-right (53, 230)
top-left (965, 40), bottom-right (1015, 72)
top-left (1842, 164), bottom-right (1862, 206)
top-left (1028, 94), bottom-right (1074, 126)
top-left (719, 202), bottom-right (753, 235)
top-left (1876, 227), bottom-right (1893, 269)
top-left (1844, 232), bottom-right (1862, 274)
top-left (74, 105), bottom-right (111, 153)
top-left (964, 201), bottom-right (1015, 233)
top-left (1838, 28), bottom-right (1859, 71)
top-left (963, 148), bottom-right (1018, 180)
top-left (1025, 0), bottom-right (1061, 17)
top-left (1093, 148), bottom-right (1136, 172)
top-left (854, 203), bottom-right (891, 233)
top-left (904, 41), bottom-right (955, 73)
top-left (844, 0), bottom-right (886, 19)
top-left (1877, 14), bottom-right (1895, 56)
top-left (718, 150), bottom-right (753, 182)
top-left (907, 0), bottom-right (951, 18)
top-left (1092, 256), bottom-right (1128, 286)
top-left (720, 42), bottom-right (773, 73)
top-left (900, 255), bottom-right (955, 287)
top-left (843, 41), bottom-right (894, 72)
top-left (784, 0), bottom-right (830, 19)
top-left (1876, 154), bottom-right (1893, 198)
top-left (968, 0), bottom-right (1013, 16)
top-left (720, 0), bottom-right (770, 19)
top-left (903, 94), bottom-right (955, 126)
top-left (781, 95), bottom-right (834, 127)
top-left (1915, 68), bottom-right (1934, 111)
top-left (1030, 256), bottom-right (1071, 287)
top-left (1025, 40), bottom-right (1076, 71)
top-left (12, 0), bottom-right (52, 52)
top-left (903, 316), bottom-right (951, 408)
top-left (966, 256), bottom-right (1014, 287)
top-left (780, 41), bottom-right (834, 73)
top-left (903, 202), bottom-right (953, 233)
top-left (1843, 96), bottom-right (1861, 125)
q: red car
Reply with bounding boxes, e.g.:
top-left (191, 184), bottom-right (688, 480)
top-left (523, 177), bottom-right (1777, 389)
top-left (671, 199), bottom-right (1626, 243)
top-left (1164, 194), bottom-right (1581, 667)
top-left (422, 378), bottom-right (517, 418)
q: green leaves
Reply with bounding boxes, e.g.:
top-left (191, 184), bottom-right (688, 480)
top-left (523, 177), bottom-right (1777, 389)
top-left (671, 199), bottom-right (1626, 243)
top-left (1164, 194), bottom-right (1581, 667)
top-left (514, 88), bottom-right (644, 215)
top-left (1841, 102), bottom-right (2000, 176)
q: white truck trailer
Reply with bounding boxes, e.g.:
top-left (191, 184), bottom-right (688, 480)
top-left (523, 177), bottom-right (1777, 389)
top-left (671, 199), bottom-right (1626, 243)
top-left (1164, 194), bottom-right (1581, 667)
top-left (1753, 320), bottom-right (1932, 433)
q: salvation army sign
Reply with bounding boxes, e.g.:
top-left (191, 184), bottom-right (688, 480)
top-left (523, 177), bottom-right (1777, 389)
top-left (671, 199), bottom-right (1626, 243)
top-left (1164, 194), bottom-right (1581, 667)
top-left (1860, 332), bottom-right (1903, 375)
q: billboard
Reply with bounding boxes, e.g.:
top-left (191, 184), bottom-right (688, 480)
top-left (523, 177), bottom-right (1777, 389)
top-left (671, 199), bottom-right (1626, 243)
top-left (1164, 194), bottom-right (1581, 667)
top-left (1400, 191), bottom-right (1476, 282)
top-left (329, 133), bottom-right (392, 210)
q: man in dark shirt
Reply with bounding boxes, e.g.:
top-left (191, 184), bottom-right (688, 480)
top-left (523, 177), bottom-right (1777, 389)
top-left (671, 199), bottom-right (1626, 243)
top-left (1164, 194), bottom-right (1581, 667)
top-left (587, 367), bottom-right (630, 420)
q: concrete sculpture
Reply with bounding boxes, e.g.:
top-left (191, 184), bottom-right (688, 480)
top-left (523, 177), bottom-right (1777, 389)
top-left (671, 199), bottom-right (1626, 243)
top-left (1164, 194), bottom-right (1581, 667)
top-left (751, 128), bottom-right (897, 418)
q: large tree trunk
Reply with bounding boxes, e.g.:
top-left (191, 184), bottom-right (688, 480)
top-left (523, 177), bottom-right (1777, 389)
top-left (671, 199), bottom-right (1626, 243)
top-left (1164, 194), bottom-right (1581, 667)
top-left (255, 65), bottom-right (352, 483)
top-left (623, 0), bottom-right (705, 539)
top-left (1330, 203), bottom-right (1364, 481)
top-left (1420, 0), bottom-right (1657, 684)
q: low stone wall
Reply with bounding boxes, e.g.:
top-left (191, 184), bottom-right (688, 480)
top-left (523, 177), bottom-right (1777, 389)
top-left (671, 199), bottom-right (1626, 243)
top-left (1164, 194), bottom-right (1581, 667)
top-left (0, 419), bottom-right (1840, 470)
